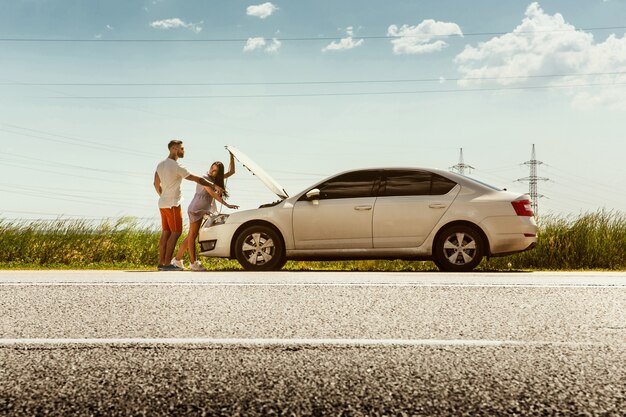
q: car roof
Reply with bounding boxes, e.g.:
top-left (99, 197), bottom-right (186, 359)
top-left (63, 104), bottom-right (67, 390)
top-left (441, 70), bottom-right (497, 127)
top-left (311, 167), bottom-right (501, 192)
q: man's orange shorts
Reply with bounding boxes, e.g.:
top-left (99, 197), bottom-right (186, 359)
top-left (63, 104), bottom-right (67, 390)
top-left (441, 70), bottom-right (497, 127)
top-left (160, 206), bottom-right (183, 233)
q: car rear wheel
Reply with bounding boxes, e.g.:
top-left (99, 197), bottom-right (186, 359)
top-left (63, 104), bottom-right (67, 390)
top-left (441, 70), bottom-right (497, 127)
top-left (434, 225), bottom-right (484, 272)
top-left (234, 225), bottom-right (286, 271)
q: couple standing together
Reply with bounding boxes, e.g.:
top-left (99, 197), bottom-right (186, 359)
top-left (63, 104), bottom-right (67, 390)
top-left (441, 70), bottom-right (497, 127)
top-left (153, 140), bottom-right (239, 271)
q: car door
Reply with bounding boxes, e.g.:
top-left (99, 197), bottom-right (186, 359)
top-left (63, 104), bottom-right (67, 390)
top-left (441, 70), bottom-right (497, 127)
top-left (292, 170), bottom-right (381, 250)
top-left (372, 169), bottom-right (459, 248)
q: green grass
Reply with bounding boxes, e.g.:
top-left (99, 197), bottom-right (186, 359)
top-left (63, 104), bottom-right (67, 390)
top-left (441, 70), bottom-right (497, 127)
top-left (483, 210), bottom-right (626, 271)
top-left (0, 217), bottom-right (159, 269)
top-left (0, 210), bottom-right (624, 271)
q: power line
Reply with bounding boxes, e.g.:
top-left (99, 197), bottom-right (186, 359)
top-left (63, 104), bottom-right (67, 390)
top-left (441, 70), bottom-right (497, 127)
top-left (0, 182), bottom-right (152, 198)
top-left (0, 209), bottom-right (123, 218)
top-left (0, 217), bottom-right (159, 222)
top-left (543, 181), bottom-right (625, 208)
top-left (2, 152), bottom-right (146, 177)
top-left (0, 210), bottom-right (159, 221)
top-left (0, 160), bottom-right (144, 186)
top-left (0, 186), bottom-right (152, 210)
top-left (538, 188), bottom-right (609, 208)
top-left (1, 26), bottom-right (625, 42)
top-left (543, 164), bottom-right (626, 195)
top-left (470, 169), bottom-right (515, 185)
top-left (41, 80), bottom-right (626, 99)
top-left (3, 71), bottom-right (626, 86)
top-left (0, 124), bottom-right (161, 159)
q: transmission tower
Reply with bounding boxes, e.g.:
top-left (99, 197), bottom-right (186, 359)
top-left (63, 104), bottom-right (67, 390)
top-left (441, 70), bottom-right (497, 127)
top-left (517, 144), bottom-right (549, 217)
top-left (450, 148), bottom-right (474, 175)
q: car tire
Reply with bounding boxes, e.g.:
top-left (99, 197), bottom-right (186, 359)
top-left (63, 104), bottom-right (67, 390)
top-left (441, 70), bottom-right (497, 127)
top-left (434, 225), bottom-right (484, 272)
top-left (234, 225), bottom-right (286, 271)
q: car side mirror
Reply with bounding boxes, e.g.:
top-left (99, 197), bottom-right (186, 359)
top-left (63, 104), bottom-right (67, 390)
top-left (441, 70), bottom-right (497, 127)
top-left (306, 188), bottom-right (320, 205)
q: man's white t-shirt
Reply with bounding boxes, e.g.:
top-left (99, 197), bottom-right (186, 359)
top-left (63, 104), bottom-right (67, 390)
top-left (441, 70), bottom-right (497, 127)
top-left (156, 158), bottom-right (191, 208)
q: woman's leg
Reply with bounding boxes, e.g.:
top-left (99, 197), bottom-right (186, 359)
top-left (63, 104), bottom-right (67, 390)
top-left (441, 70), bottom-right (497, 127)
top-left (187, 220), bottom-right (202, 263)
top-left (175, 234), bottom-right (189, 261)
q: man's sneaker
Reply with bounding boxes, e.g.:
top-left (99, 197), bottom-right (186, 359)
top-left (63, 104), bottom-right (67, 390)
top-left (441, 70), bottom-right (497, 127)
top-left (190, 261), bottom-right (206, 272)
top-left (161, 263), bottom-right (184, 271)
top-left (171, 258), bottom-right (185, 270)
top-left (157, 264), bottom-right (166, 271)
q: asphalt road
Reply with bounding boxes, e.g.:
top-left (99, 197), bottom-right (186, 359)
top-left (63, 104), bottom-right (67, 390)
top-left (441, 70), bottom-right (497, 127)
top-left (1, 271), bottom-right (625, 416)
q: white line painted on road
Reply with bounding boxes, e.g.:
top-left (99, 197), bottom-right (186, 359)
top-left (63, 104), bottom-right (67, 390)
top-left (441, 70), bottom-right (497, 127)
top-left (1, 282), bottom-right (624, 288)
top-left (0, 338), bottom-right (617, 347)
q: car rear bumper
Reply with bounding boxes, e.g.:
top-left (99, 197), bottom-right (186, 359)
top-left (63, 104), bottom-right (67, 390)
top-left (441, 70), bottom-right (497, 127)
top-left (480, 216), bottom-right (538, 256)
top-left (489, 240), bottom-right (537, 258)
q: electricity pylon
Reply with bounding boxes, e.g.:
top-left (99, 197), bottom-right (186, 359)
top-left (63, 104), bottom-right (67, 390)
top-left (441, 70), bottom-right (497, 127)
top-left (450, 148), bottom-right (474, 175)
top-left (517, 144), bottom-right (549, 218)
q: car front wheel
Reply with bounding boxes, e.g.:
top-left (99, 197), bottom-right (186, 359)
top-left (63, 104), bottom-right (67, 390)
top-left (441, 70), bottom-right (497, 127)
top-left (234, 225), bottom-right (286, 271)
top-left (434, 225), bottom-right (484, 272)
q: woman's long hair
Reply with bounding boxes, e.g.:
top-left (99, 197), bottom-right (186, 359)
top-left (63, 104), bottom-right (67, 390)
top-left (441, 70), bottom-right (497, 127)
top-left (209, 161), bottom-right (228, 198)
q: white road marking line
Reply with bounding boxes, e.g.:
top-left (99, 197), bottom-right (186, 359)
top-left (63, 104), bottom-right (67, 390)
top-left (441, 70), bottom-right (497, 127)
top-left (0, 338), bottom-right (617, 347)
top-left (0, 282), bottom-right (623, 288)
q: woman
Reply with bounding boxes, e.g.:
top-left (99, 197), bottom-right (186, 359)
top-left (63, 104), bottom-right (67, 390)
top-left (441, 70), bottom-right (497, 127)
top-left (173, 152), bottom-right (238, 271)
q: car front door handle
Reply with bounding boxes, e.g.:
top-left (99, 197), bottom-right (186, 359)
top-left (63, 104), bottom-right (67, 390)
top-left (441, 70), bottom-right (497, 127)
top-left (354, 205), bottom-right (373, 211)
top-left (429, 203), bottom-right (447, 209)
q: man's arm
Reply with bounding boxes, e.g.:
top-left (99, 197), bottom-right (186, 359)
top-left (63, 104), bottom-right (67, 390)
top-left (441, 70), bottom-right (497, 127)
top-left (153, 172), bottom-right (162, 196)
top-left (186, 174), bottom-right (224, 194)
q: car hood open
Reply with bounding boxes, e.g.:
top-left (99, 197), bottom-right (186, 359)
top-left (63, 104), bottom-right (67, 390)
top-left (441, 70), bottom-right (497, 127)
top-left (226, 145), bottom-right (289, 200)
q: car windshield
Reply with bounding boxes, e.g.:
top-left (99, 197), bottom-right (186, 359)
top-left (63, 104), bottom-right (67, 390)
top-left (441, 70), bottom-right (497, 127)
top-left (460, 175), bottom-right (503, 191)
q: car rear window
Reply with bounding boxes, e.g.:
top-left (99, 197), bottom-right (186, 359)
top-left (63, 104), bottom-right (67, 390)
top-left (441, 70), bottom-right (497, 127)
top-left (431, 174), bottom-right (457, 195)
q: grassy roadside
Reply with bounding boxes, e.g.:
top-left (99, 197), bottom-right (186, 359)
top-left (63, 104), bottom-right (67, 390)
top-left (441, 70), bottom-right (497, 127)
top-left (1, 211), bottom-right (624, 271)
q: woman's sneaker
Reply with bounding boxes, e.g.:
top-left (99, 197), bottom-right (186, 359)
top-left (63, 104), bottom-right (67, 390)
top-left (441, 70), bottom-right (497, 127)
top-left (190, 261), bottom-right (206, 272)
top-left (171, 258), bottom-right (185, 270)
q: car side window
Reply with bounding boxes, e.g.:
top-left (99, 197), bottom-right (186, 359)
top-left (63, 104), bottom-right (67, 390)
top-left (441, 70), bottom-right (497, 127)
top-left (315, 170), bottom-right (380, 200)
top-left (381, 170), bottom-right (431, 196)
top-left (381, 170), bottom-right (457, 196)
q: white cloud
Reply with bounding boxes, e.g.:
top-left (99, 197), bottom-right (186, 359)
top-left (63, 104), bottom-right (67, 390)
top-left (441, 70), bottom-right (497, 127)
top-left (150, 18), bottom-right (202, 34)
top-left (243, 37), bottom-right (282, 54)
top-left (106, 24), bottom-right (114, 31)
top-left (387, 19), bottom-right (463, 55)
top-left (322, 27), bottom-right (364, 52)
top-left (246, 2), bottom-right (279, 19)
top-left (454, 2), bottom-right (626, 109)
top-left (265, 38), bottom-right (282, 53)
top-left (244, 37), bottom-right (266, 52)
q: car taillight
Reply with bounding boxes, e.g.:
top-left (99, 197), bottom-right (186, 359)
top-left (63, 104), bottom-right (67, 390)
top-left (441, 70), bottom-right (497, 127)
top-left (511, 199), bottom-right (534, 216)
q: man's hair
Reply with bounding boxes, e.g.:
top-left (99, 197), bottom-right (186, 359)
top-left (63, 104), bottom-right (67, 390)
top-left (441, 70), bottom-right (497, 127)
top-left (168, 140), bottom-right (183, 150)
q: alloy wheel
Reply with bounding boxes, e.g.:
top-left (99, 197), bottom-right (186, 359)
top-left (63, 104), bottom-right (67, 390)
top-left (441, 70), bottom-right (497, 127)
top-left (443, 232), bottom-right (477, 265)
top-left (241, 232), bottom-right (275, 266)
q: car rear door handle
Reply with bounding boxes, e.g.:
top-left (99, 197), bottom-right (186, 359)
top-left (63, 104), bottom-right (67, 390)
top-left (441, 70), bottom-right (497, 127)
top-left (429, 203), bottom-right (447, 209)
top-left (354, 205), bottom-right (373, 211)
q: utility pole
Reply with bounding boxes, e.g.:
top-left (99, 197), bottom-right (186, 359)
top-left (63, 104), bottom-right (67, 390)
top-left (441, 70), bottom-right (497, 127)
top-left (450, 148), bottom-right (474, 175)
top-left (517, 144), bottom-right (549, 218)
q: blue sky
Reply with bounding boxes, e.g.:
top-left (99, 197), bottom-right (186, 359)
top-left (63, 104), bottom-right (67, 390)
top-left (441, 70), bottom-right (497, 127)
top-left (1, 0), bottom-right (626, 221)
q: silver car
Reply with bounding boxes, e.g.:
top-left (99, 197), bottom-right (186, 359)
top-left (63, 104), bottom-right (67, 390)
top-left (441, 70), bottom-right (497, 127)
top-left (198, 147), bottom-right (537, 272)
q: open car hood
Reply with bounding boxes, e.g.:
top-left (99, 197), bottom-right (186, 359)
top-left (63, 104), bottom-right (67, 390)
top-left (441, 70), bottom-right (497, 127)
top-left (226, 146), bottom-right (289, 200)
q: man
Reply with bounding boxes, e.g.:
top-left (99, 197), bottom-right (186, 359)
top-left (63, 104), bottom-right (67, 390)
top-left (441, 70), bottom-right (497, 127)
top-left (153, 140), bottom-right (223, 271)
